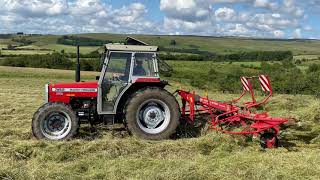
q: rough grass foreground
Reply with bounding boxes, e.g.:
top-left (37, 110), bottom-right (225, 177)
top-left (0, 66), bottom-right (320, 179)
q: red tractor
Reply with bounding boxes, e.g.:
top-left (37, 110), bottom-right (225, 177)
top-left (32, 39), bottom-right (180, 140)
top-left (32, 37), bottom-right (288, 148)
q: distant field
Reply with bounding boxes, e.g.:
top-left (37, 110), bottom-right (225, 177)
top-left (40, 44), bottom-right (99, 54)
top-left (294, 54), bottom-right (320, 60)
top-left (0, 44), bottom-right (7, 49)
top-left (0, 66), bottom-right (320, 179)
top-left (1, 33), bottom-right (320, 56)
top-left (0, 44), bottom-right (98, 55)
top-left (165, 59), bottom-right (318, 80)
top-left (1, 49), bottom-right (52, 55)
top-left (77, 33), bottom-right (320, 55)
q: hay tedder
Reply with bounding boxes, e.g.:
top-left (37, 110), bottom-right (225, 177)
top-left (176, 75), bottom-right (288, 148)
top-left (32, 37), bottom-right (288, 148)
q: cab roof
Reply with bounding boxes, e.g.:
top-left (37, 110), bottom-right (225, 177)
top-left (105, 44), bottom-right (158, 52)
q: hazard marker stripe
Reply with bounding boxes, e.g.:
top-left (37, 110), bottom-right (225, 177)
top-left (241, 77), bottom-right (250, 91)
top-left (259, 75), bottom-right (271, 92)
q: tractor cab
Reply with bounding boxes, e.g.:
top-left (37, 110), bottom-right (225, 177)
top-left (98, 44), bottom-right (161, 114)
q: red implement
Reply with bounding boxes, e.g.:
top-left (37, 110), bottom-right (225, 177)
top-left (176, 75), bottom-right (288, 148)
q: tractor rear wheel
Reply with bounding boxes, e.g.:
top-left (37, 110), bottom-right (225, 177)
top-left (125, 87), bottom-right (180, 140)
top-left (32, 102), bottom-right (79, 140)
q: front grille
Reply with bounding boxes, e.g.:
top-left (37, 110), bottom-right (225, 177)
top-left (44, 84), bottom-right (49, 103)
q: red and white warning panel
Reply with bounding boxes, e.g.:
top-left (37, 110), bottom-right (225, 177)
top-left (259, 75), bottom-right (272, 92)
top-left (241, 77), bottom-right (251, 91)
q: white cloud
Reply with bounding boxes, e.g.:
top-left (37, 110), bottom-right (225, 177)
top-left (158, 0), bottom-right (309, 38)
top-left (304, 26), bottom-right (312, 31)
top-left (254, 0), bottom-right (269, 7)
top-left (160, 0), bottom-right (211, 22)
top-left (228, 24), bottom-right (249, 35)
top-left (0, 0), bottom-right (314, 38)
top-left (215, 7), bottom-right (236, 21)
top-left (69, 0), bottom-right (106, 16)
top-left (283, 0), bottom-right (304, 17)
top-left (273, 30), bottom-right (285, 38)
top-left (271, 13), bottom-right (281, 18)
top-left (163, 17), bottom-right (213, 34)
top-left (293, 28), bottom-right (302, 38)
top-left (0, 0), bottom-right (156, 34)
top-left (1, 0), bottom-right (68, 17)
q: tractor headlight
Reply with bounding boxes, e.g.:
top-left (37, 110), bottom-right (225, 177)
top-left (44, 84), bottom-right (49, 103)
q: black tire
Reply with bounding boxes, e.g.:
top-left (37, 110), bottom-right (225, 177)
top-left (260, 133), bottom-right (279, 148)
top-left (32, 102), bottom-right (79, 140)
top-left (125, 87), bottom-right (180, 140)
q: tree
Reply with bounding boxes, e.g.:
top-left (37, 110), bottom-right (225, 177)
top-left (7, 44), bottom-right (14, 50)
top-left (169, 39), bottom-right (176, 46)
top-left (295, 59), bottom-right (302, 65)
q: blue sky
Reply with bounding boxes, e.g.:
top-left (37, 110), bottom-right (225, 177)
top-left (0, 0), bottom-right (319, 39)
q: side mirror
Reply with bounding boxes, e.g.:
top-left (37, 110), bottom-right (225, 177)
top-left (96, 76), bottom-right (100, 80)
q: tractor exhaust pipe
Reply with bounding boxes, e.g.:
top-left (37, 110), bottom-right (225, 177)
top-left (75, 45), bottom-right (80, 82)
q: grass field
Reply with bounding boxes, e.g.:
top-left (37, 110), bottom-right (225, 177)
top-left (0, 66), bottom-right (320, 179)
top-left (41, 44), bottom-right (99, 54)
top-left (0, 44), bottom-right (98, 55)
top-left (1, 50), bottom-right (53, 55)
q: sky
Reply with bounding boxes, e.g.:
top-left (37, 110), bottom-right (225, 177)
top-left (0, 0), bottom-right (319, 39)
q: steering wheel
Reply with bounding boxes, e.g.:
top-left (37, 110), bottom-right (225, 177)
top-left (112, 73), bottom-right (121, 81)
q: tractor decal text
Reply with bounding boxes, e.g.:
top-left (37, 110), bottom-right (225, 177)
top-left (52, 88), bottom-right (98, 92)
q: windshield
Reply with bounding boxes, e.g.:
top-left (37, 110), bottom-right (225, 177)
top-left (104, 52), bottom-right (132, 82)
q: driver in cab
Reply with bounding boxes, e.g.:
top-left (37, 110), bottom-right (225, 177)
top-left (133, 60), bottom-right (146, 76)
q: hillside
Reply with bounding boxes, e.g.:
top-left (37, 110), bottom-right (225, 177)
top-left (78, 33), bottom-right (320, 55)
top-left (0, 33), bottom-right (320, 55)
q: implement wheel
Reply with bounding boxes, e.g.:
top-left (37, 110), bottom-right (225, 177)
top-left (125, 87), bottom-right (180, 140)
top-left (32, 102), bottom-right (79, 140)
top-left (260, 133), bottom-right (279, 148)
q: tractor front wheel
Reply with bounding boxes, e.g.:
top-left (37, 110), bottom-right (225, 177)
top-left (125, 88), bottom-right (180, 140)
top-left (32, 102), bottom-right (79, 140)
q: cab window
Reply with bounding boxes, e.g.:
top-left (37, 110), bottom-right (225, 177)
top-left (133, 53), bottom-right (156, 77)
top-left (105, 52), bottom-right (131, 81)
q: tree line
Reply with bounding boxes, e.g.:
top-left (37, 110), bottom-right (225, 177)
top-left (160, 50), bottom-right (293, 62)
top-left (0, 53), bottom-right (101, 71)
top-left (57, 36), bottom-right (116, 46)
top-left (1, 51), bottom-right (319, 96)
top-left (172, 60), bottom-right (320, 97)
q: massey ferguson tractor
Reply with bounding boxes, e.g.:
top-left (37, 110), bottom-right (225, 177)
top-left (32, 37), bottom-right (288, 148)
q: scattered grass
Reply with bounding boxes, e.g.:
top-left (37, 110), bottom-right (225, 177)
top-left (0, 66), bottom-right (320, 179)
